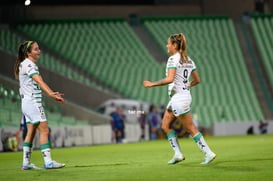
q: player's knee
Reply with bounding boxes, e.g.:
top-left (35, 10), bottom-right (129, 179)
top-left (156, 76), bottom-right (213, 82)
top-left (161, 123), bottom-right (169, 133)
top-left (184, 125), bottom-right (198, 136)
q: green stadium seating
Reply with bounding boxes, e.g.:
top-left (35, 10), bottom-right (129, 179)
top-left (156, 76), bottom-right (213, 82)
top-left (0, 29), bottom-right (106, 92)
top-left (0, 84), bottom-right (88, 127)
top-left (16, 20), bottom-right (167, 105)
top-left (9, 17), bottom-right (265, 127)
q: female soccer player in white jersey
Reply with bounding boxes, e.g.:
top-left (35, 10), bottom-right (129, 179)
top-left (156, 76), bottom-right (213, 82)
top-left (143, 33), bottom-right (216, 164)
top-left (14, 41), bottom-right (65, 170)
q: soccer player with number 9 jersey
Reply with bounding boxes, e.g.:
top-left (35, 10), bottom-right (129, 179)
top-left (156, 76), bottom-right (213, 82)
top-left (143, 33), bottom-right (216, 165)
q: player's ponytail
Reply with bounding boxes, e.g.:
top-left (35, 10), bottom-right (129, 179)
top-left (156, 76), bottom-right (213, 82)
top-left (14, 41), bottom-right (33, 79)
top-left (170, 33), bottom-right (188, 63)
top-left (179, 33), bottom-right (188, 63)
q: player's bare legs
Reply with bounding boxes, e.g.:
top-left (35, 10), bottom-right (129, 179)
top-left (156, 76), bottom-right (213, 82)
top-left (176, 113), bottom-right (198, 136)
top-left (161, 109), bottom-right (176, 133)
top-left (24, 124), bottom-right (37, 143)
top-left (38, 122), bottom-right (49, 145)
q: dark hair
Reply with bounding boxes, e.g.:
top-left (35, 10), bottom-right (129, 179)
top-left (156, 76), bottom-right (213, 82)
top-left (149, 105), bottom-right (155, 112)
top-left (14, 41), bottom-right (34, 79)
top-left (169, 33), bottom-right (188, 62)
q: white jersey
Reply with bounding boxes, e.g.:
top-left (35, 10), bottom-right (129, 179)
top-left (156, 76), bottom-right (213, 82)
top-left (19, 58), bottom-right (42, 103)
top-left (166, 53), bottom-right (196, 97)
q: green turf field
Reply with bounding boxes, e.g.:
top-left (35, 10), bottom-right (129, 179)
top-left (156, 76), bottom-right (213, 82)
top-left (0, 134), bottom-right (273, 181)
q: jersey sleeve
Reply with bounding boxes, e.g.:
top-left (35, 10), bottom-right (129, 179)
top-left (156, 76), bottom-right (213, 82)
top-left (192, 60), bottom-right (197, 72)
top-left (167, 57), bottom-right (177, 69)
top-left (26, 63), bottom-right (39, 78)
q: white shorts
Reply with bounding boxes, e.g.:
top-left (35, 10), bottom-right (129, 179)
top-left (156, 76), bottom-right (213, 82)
top-left (21, 97), bottom-right (47, 125)
top-left (166, 93), bottom-right (192, 117)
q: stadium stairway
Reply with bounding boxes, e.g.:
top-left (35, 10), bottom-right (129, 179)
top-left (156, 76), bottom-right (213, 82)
top-left (249, 15), bottom-right (273, 99)
top-left (131, 23), bottom-right (168, 64)
top-left (250, 15), bottom-right (273, 91)
top-left (238, 15), bottom-right (273, 119)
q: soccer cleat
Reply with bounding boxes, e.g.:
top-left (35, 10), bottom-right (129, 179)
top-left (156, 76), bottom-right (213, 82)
top-left (44, 160), bottom-right (65, 169)
top-left (201, 152), bottom-right (216, 165)
top-left (21, 163), bottom-right (41, 170)
top-left (168, 154), bottom-right (185, 165)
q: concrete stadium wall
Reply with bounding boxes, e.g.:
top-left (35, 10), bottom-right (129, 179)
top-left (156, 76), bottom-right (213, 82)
top-left (2, 120), bottom-right (272, 151)
top-left (0, 123), bottom-right (149, 151)
top-left (213, 120), bottom-right (273, 136)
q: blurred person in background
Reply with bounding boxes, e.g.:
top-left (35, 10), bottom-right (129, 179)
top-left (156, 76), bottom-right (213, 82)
top-left (138, 112), bottom-right (147, 141)
top-left (147, 105), bottom-right (161, 140)
top-left (16, 115), bottom-right (28, 150)
top-left (259, 120), bottom-right (268, 134)
top-left (14, 41), bottom-right (65, 170)
top-left (110, 107), bottom-right (126, 143)
top-left (143, 33), bottom-right (216, 165)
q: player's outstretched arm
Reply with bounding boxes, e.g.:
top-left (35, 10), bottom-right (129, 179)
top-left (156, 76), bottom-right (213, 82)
top-left (32, 74), bottom-right (65, 103)
top-left (143, 69), bottom-right (176, 88)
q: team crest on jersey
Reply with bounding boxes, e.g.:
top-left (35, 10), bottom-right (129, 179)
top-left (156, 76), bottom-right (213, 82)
top-left (27, 67), bottom-right (35, 73)
top-left (28, 64), bottom-right (32, 68)
top-left (168, 59), bottom-right (175, 67)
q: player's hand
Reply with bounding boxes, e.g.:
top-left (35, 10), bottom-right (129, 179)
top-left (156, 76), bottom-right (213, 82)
top-left (51, 92), bottom-right (65, 103)
top-left (187, 82), bottom-right (191, 88)
top-left (143, 80), bottom-right (153, 88)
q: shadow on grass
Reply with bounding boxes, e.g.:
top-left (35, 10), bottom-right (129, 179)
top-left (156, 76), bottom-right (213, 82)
top-left (73, 162), bottom-right (129, 168)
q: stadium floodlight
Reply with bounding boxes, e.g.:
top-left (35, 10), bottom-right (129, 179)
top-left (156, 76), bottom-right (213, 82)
top-left (25, 0), bottom-right (31, 6)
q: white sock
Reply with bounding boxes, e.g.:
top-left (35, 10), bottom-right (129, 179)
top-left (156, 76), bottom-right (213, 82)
top-left (193, 132), bottom-right (213, 155)
top-left (40, 143), bottom-right (52, 164)
top-left (167, 131), bottom-right (183, 156)
top-left (22, 142), bottom-right (32, 165)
